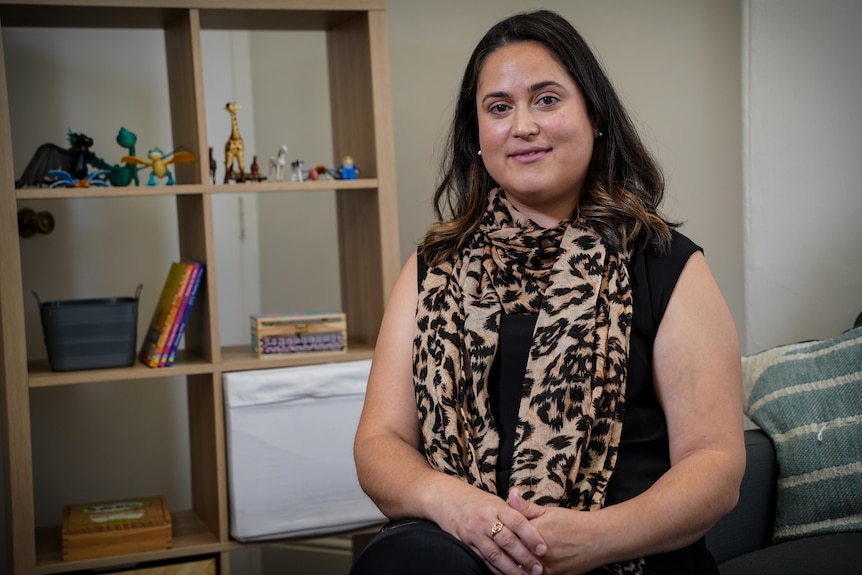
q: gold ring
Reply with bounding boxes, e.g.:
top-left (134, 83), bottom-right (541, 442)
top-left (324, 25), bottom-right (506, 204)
top-left (490, 521), bottom-right (504, 537)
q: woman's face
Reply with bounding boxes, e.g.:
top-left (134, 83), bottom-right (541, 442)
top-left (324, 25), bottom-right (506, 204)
top-left (476, 40), bottom-right (595, 225)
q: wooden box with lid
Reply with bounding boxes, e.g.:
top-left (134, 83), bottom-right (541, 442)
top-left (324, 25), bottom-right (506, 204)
top-left (62, 495), bottom-right (172, 562)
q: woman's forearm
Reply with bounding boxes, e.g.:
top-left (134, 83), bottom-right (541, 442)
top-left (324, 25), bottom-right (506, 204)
top-left (356, 433), bottom-right (434, 520)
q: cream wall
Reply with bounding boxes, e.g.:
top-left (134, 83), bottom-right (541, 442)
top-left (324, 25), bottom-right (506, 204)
top-left (744, 0), bottom-right (862, 352)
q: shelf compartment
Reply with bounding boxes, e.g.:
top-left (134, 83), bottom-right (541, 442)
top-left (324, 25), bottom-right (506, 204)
top-left (34, 509), bottom-right (225, 575)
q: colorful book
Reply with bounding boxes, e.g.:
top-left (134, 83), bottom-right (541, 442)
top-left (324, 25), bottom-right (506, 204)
top-left (157, 262), bottom-right (199, 367)
top-left (141, 262), bottom-right (192, 367)
top-left (139, 262), bottom-right (190, 367)
top-left (159, 261), bottom-right (204, 367)
top-left (163, 262), bottom-right (205, 367)
top-left (149, 262), bottom-right (195, 367)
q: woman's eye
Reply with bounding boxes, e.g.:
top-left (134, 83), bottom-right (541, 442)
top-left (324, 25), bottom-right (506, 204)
top-left (538, 95), bottom-right (558, 106)
top-left (489, 103), bottom-right (509, 114)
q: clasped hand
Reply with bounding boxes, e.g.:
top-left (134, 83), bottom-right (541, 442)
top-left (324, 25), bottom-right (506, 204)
top-left (444, 488), bottom-right (547, 575)
top-left (476, 488), bottom-right (607, 575)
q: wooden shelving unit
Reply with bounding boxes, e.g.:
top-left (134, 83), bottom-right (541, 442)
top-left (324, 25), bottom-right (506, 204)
top-left (0, 1), bottom-right (399, 574)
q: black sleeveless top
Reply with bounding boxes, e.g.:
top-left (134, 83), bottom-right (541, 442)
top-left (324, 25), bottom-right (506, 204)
top-left (418, 230), bottom-right (719, 573)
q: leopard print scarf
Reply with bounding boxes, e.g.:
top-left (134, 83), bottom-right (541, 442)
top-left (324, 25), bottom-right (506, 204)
top-left (414, 189), bottom-right (641, 573)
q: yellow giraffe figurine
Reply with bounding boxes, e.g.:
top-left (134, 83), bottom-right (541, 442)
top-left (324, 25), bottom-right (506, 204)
top-left (224, 101), bottom-right (245, 183)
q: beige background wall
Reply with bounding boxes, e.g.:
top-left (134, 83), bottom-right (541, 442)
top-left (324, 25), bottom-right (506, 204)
top-left (744, 0), bottom-right (862, 351)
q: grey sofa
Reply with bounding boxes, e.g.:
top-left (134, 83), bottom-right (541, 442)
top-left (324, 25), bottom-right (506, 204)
top-left (704, 428), bottom-right (862, 574)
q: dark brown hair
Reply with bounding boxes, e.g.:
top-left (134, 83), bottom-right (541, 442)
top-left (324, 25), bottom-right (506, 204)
top-left (421, 9), bottom-right (675, 265)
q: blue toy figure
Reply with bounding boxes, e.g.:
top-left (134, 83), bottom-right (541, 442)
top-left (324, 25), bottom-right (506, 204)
top-left (47, 169), bottom-right (109, 188)
top-left (338, 155), bottom-right (359, 179)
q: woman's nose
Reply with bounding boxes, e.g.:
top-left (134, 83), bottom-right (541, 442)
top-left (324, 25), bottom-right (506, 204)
top-left (513, 109), bottom-right (538, 137)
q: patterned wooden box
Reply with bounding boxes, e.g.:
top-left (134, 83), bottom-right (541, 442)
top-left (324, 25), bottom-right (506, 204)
top-left (250, 312), bottom-right (347, 358)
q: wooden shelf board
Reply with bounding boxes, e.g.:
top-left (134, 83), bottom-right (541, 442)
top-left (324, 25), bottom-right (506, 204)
top-left (199, 8), bottom-right (364, 31)
top-left (207, 178), bottom-right (379, 194)
top-left (0, 4), bottom-right (178, 28)
top-left (34, 509), bottom-right (227, 575)
top-left (0, 1), bottom-right (386, 30)
top-left (27, 351), bottom-right (214, 388)
top-left (16, 185), bottom-right (202, 200)
top-left (27, 342), bottom-right (374, 387)
top-left (15, 179), bottom-right (378, 200)
top-left (220, 341), bottom-right (373, 372)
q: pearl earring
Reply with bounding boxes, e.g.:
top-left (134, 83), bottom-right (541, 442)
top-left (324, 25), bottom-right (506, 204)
top-left (478, 149), bottom-right (482, 156)
top-left (595, 129), bottom-right (603, 139)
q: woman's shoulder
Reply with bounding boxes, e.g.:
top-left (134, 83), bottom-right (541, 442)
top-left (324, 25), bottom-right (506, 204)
top-left (635, 229), bottom-right (702, 274)
top-left (667, 229), bottom-right (702, 255)
top-left (631, 230), bottom-right (703, 328)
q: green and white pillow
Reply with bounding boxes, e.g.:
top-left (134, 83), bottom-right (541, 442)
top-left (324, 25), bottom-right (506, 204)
top-left (743, 325), bottom-right (862, 543)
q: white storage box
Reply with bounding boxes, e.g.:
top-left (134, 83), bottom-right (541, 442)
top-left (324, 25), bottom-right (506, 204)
top-left (223, 359), bottom-right (386, 541)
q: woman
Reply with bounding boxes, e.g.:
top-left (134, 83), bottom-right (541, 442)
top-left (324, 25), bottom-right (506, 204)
top-left (351, 10), bottom-right (744, 575)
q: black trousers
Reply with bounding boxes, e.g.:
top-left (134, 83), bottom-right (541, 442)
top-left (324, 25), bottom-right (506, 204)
top-left (349, 519), bottom-right (719, 575)
top-left (350, 520), bottom-right (490, 575)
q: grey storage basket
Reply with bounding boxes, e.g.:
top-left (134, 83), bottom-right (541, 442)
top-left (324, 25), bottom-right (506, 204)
top-left (35, 284), bottom-right (142, 371)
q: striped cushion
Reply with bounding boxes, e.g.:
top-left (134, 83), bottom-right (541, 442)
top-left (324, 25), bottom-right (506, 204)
top-left (742, 326), bottom-right (862, 543)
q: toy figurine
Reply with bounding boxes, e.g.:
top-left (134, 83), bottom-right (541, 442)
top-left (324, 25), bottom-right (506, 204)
top-left (313, 164), bottom-right (334, 180)
top-left (88, 127), bottom-right (144, 187)
top-left (268, 145), bottom-right (288, 182)
top-left (291, 159), bottom-right (305, 182)
top-left (121, 147), bottom-right (196, 186)
top-left (209, 147), bottom-right (217, 184)
top-left (224, 102), bottom-right (246, 183)
top-left (47, 169), bottom-right (109, 188)
top-left (248, 155), bottom-right (267, 182)
top-left (16, 130), bottom-right (95, 188)
top-left (337, 155), bottom-right (359, 180)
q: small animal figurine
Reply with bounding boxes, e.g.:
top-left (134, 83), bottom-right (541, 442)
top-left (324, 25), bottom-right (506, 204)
top-left (121, 147), bottom-right (196, 186)
top-left (291, 159), bottom-right (305, 182)
top-left (248, 155), bottom-right (267, 182)
top-left (224, 102), bottom-right (246, 182)
top-left (268, 145), bottom-right (288, 181)
top-left (209, 146), bottom-right (217, 184)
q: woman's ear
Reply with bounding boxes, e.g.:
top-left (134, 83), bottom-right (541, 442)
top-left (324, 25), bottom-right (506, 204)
top-left (590, 116), bottom-right (603, 139)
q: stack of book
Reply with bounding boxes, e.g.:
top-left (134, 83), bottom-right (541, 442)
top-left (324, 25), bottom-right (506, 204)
top-left (138, 261), bottom-right (205, 368)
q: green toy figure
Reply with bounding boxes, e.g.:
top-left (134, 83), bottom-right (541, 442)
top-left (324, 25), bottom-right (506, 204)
top-left (88, 127), bottom-right (144, 186)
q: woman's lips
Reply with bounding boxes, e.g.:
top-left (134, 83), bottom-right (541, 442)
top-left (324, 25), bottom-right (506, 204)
top-left (510, 147), bottom-right (549, 163)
